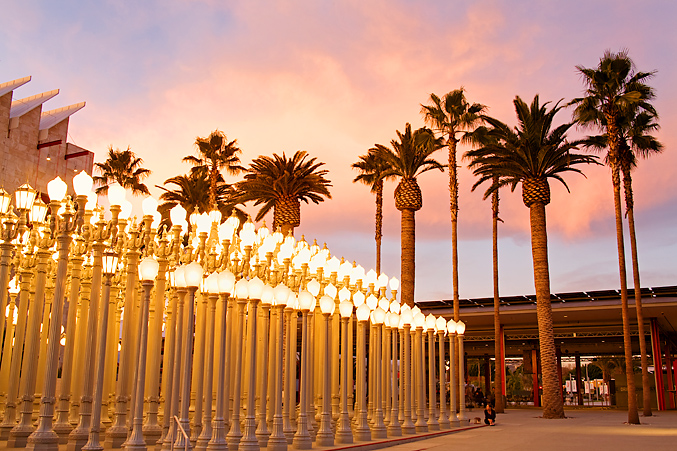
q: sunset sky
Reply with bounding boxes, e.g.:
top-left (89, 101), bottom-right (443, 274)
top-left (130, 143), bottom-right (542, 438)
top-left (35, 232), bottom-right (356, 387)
top-left (2, 1), bottom-right (675, 301)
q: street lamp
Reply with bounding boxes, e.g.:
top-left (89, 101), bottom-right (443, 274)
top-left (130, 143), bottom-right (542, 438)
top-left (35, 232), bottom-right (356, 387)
top-left (316, 294), bottom-right (334, 446)
top-left (436, 316), bottom-right (450, 429)
top-left (425, 314), bottom-right (439, 431)
top-left (335, 300), bottom-right (353, 444)
top-left (353, 303), bottom-right (371, 441)
top-left (456, 320), bottom-right (466, 421)
top-left (447, 319), bottom-right (459, 426)
top-left (371, 307), bottom-right (387, 438)
top-left (387, 311), bottom-right (402, 437)
top-left (291, 288), bottom-right (313, 450)
top-left (413, 312), bottom-right (427, 433)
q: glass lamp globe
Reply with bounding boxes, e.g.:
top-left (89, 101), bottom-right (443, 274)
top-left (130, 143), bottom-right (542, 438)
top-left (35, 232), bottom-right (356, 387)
top-left (205, 272), bottom-right (220, 294)
top-left (174, 266), bottom-right (187, 288)
top-left (261, 284), bottom-right (274, 306)
top-left (248, 277), bottom-right (264, 300)
top-left (401, 309), bottom-right (413, 326)
top-left (425, 314), bottom-right (436, 331)
top-left (30, 198), bottom-right (48, 224)
top-left (366, 294), bottom-right (378, 310)
top-left (414, 312), bottom-right (425, 329)
top-left (119, 200), bottom-right (133, 220)
top-left (319, 295), bottom-right (334, 315)
top-left (389, 277), bottom-right (399, 291)
top-left (388, 312), bottom-right (400, 328)
top-left (0, 188), bottom-right (11, 214)
top-left (365, 269), bottom-right (377, 286)
top-left (456, 320), bottom-right (466, 335)
top-left (447, 319), bottom-right (457, 335)
top-left (239, 227), bottom-right (256, 247)
top-left (218, 220), bottom-right (235, 241)
top-left (436, 316), bottom-right (447, 333)
top-left (338, 260), bottom-right (352, 280)
top-left (356, 303), bottom-right (370, 322)
top-left (389, 300), bottom-right (400, 314)
top-left (353, 290), bottom-right (365, 307)
top-left (339, 300), bottom-right (353, 318)
top-left (297, 289), bottom-right (315, 311)
top-left (107, 183), bottom-right (126, 207)
top-left (47, 176), bottom-right (68, 202)
top-left (85, 192), bottom-right (97, 211)
top-left (373, 307), bottom-right (386, 324)
top-left (234, 279), bottom-right (249, 299)
top-left (138, 256), bottom-right (160, 282)
top-left (102, 250), bottom-right (119, 276)
top-left (209, 209), bottom-right (222, 224)
top-left (324, 283), bottom-right (337, 300)
top-left (142, 197), bottom-right (159, 216)
top-left (306, 279), bottom-right (321, 297)
top-left (218, 270), bottom-right (236, 295)
top-left (73, 171), bottom-right (93, 196)
top-left (378, 297), bottom-right (390, 312)
top-left (325, 256), bottom-right (340, 274)
top-left (274, 283), bottom-right (290, 307)
top-left (338, 287), bottom-right (351, 302)
top-left (184, 262), bottom-right (204, 288)
top-left (377, 273), bottom-right (388, 289)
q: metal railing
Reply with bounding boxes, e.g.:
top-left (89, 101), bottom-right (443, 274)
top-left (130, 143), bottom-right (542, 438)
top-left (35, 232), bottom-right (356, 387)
top-left (171, 416), bottom-right (189, 451)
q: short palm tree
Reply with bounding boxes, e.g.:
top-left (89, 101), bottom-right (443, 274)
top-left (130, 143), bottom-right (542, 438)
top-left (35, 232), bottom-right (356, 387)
top-left (183, 130), bottom-right (245, 209)
top-left (377, 123), bottom-right (444, 307)
top-left (352, 149), bottom-right (395, 274)
top-left (236, 151), bottom-right (332, 236)
top-left (466, 95), bottom-right (597, 419)
top-left (156, 172), bottom-right (245, 227)
top-left (570, 50), bottom-right (657, 422)
top-left (422, 89), bottom-right (486, 321)
top-left (93, 146), bottom-right (151, 196)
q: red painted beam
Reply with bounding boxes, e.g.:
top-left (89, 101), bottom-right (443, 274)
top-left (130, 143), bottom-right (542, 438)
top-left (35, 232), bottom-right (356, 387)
top-left (64, 150), bottom-right (90, 160)
top-left (37, 139), bottom-right (62, 149)
top-left (532, 349), bottom-right (540, 407)
top-left (650, 318), bottom-right (665, 410)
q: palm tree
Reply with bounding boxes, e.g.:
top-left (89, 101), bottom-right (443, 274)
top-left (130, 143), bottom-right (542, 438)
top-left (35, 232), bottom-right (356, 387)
top-left (351, 149), bottom-right (394, 274)
top-left (570, 50), bottom-right (656, 423)
top-left (93, 146), bottom-right (151, 196)
top-left (421, 89), bottom-right (486, 321)
top-left (183, 130), bottom-right (245, 209)
top-left (236, 151), bottom-right (332, 236)
top-left (376, 123), bottom-right (444, 307)
top-left (465, 126), bottom-right (504, 413)
top-left (156, 172), bottom-right (245, 227)
top-left (465, 95), bottom-right (597, 419)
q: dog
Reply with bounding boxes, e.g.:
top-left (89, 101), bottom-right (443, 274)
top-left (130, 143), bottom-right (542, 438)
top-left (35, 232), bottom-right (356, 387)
top-left (472, 417), bottom-right (482, 424)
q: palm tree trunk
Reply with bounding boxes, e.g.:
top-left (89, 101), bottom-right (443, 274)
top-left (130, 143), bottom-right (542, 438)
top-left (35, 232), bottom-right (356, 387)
top-left (375, 181), bottom-right (384, 274)
top-left (622, 167), bottom-right (651, 417)
top-left (209, 167), bottom-right (218, 209)
top-left (448, 138), bottom-right (460, 322)
top-left (611, 162), bottom-right (640, 424)
top-left (492, 187), bottom-right (503, 413)
top-left (528, 201), bottom-right (564, 419)
top-left (400, 209), bottom-right (415, 307)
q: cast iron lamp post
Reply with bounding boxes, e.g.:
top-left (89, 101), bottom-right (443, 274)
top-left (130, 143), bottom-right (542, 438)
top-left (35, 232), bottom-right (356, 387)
top-left (334, 300), bottom-right (353, 444)
top-left (456, 320), bottom-right (466, 422)
top-left (353, 303), bottom-right (371, 441)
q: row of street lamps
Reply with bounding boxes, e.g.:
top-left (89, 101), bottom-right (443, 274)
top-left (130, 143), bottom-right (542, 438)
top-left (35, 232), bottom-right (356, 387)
top-left (0, 173), bottom-right (468, 451)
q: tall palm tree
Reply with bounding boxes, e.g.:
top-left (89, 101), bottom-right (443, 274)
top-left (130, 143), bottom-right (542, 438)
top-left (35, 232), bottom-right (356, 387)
top-left (580, 107), bottom-right (662, 418)
top-left (570, 50), bottom-right (656, 423)
top-left (465, 126), bottom-right (504, 413)
top-left (183, 130), bottom-right (245, 209)
top-left (236, 151), bottom-right (332, 236)
top-left (421, 89), bottom-right (486, 321)
top-left (376, 123), bottom-right (444, 307)
top-left (351, 149), bottom-right (394, 274)
top-left (156, 172), bottom-right (245, 226)
top-left (93, 146), bottom-right (151, 196)
top-left (466, 95), bottom-right (597, 419)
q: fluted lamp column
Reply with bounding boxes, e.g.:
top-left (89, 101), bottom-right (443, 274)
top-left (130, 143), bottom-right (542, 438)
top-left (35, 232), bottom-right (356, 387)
top-left (82, 249), bottom-right (119, 451)
top-left (353, 303), bottom-right (371, 441)
top-left (291, 289), bottom-right (313, 450)
top-left (436, 316), bottom-right (450, 429)
top-left (269, 284), bottom-right (291, 451)
top-left (254, 284), bottom-right (274, 448)
top-left (334, 300), bottom-right (353, 444)
top-left (456, 321), bottom-right (466, 422)
top-left (387, 311), bottom-right (401, 437)
top-left (447, 320), bottom-right (459, 427)
top-left (425, 314), bottom-right (439, 431)
top-left (315, 295), bottom-right (334, 447)
top-left (240, 276), bottom-right (263, 451)
top-left (413, 313), bottom-right (427, 433)
top-left (175, 262), bottom-right (204, 451)
top-left (371, 307), bottom-right (387, 439)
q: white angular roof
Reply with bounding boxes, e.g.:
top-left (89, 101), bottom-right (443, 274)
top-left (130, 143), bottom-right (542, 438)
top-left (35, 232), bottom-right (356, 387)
top-left (0, 76), bottom-right (31, 98)
top-left (39, 102), bottom-right (86, 130)
top-left (10, 89), bottom-right (59, 118)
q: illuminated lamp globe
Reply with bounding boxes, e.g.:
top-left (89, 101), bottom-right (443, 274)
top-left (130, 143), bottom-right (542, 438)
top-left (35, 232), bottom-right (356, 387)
top-left (209, 209), bottom-right (222, 224)
top-left (414, 312), bottom-right (425, 329)
top-left (274, 284), bottom-right (290, 307)
top-left (352, 265), bottom-right (365, 284)
top-left (242, 218), bottom-right (255, 233)
top-left (47, 176), bottom-right (68, 202)
top-left (338, 287), bottom-right (350, 302)
top-left (411, 306), bottom-right (421, 317)
top-left (456, 320), bottom-right (466, 335)
top-left (239, 227), bottom-right (256, 247)
top-left (190, 212), bottom-right (200, 227)
top-left (234, 279), bottom-right (249, 299)
top-left (196, 213), bottom-right (211, 235)
top-left (261, 284), bottom-right (274, 306)
top-left (73, 171), bottom-right (93, 196)
top-left (142, 197), bottom-right (158, 216)
top-left (174, 266), bottom-right (187, 288)
top-left (338, 260), bottom-right (352, 280)
top-left (377, 273), bottom-right (388, 289)
top-left (388, 312), bottom-right (400, 327)
top-left (248, 277), bottom-right (264, 300)
top-left (425, 314), bottom-right (436, 331)
top-left (366, 294), bottom-right (378, 310)
top-left (319, 295), bottom-right (334, 315)
top-left (296, 247), bottom-right (311, 265)
top-left (326, 256), bottom-right (340, 274)
top-left (339, 300), bottom-right (353, 318)
top-left (400, 303), bottom-right (411, 314)
top-left (298, 290), bottom-right (315, 312)
top-left (398, 317), bottom-right (405, 330)
top-left (353, 291), bottom-right (365, 307)
top-left (356, 304), bottom-right (370, 322)
top-left (102, 250), bottom-right (119, 276)
top-left (8, 277), bottom-right (20, 295)
top-left (383, 314), bottom-right (390, 328)
top-left (389, 301), bottom-right (400, 314)
top-left (15, 183), bottom-right (37, 211)
top-left (324, 283), bottom-right (337, 300)
top-left (218, 221), bottom-right (235, 241)
top-left (107, 184), bottom-right (126, 207)
top-left (30, 198), bottom-right (48, 224)
top-left (257, 222), bottom-right (269, 239)
top-left (378, 297), bottom-right (390, 312)
top-left (447, 319), bottom-right (457, 334)
top-left (401, 309), bottom-right (413, 326)
top-left (226, 212), bottom-right (240, 230)
top-left (170, 205), bottom-right (187, 229)
top-left (389, 277), bottom-right (399, 291)
top-left (0, 189), bottom-right (11, 214)
top-left (373, 307), bottom-right (386, 324)
top-left (184, 262), bottom-right (204, 288)
top-left (120, 200), bottom-right (133, 220)
top-left (306, 279), bottom-right (321, 297)
top-left (138, 256), bottom-right (160, 282)
top-left (85, 192), bottom-right (97, 211)
top-left (287, 293), bottom-right (298, 309)
top-left (436, 316), bottom-right (447, 333)
top-left (151, 212), bottom-right (161, 229)
top-left (205, 272), bottom-right (220, 294)
top-left (218, 270), bottom-right (236, 295)
top-left (365, 269), bottom-right (377, 286)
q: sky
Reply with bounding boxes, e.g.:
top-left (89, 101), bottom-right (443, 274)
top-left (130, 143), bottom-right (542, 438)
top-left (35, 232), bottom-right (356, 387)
top-left (1, 0), bottom-right (675, 301)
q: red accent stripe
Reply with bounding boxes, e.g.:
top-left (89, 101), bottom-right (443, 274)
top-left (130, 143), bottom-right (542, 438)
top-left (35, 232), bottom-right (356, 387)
top-left (64, 151), bottom-right (90, 160)
top-left (37, 139), bottom-right (62, 149)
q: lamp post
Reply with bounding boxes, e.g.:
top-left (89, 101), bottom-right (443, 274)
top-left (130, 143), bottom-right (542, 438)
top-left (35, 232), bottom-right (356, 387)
top-left (175, 262), bottom-right (204, 451)
top-left (255, 283), bottom-right (273, 448)
top-left (240, 277), bottom-right (263, 451)
top-left (353, 304), bottom-right (371, 441)
top-left (436, 316), bottom-right (450, 429)
top-left (399, 309), bottom-right (415, 434)
top-left (413, 313), bottom-right (427, 433)
top-left (371, 307), bottom-right (387, 439)
top-left (387, 312), bottom-right (401, 437)
top-left (425, 314), bottom-right (439, 431)
top-left (334, 300), bottom-right (353, 444)
top-left (269, 284), bottom-right (290, 451)
top-left (82, 249), bottom-right (119, 451)
top-left (456, 321), bottom-right (466, 422)
top-left (447, 320), bottom-right (459, 427)
top-left (314, 295), bottom-right (334, 446)
top-left (225, 278), bottom-right (247, 450)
